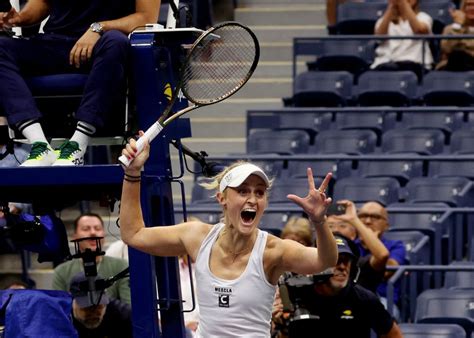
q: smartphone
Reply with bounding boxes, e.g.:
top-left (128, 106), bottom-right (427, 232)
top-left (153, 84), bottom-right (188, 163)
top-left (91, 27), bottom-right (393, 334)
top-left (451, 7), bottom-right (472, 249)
top-left (326, 203), bottom-right (346, 216)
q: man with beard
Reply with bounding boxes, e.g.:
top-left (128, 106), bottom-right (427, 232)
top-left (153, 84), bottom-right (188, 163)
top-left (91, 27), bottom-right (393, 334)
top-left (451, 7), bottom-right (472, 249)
top-left (278, 234), bottom-right (402, 338)
top-left (70, 272), bottom-right (132, 338)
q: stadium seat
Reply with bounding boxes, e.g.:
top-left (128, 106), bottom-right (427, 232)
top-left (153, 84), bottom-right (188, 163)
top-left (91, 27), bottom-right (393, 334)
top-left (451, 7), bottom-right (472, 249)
top-left (400, 323), bottom-right (467, 338)
top-left (429, 160), bottom-right (474, 179)
top-left (421, 71), bottom-right (474, 106)
top-left (384, 230), bottom-right (431, 265)
top-left (313, 129), bottom-right (377, 154)
top-left (415, 288), bottom-right (474, 336)
top-left (388, 205), bottom-right (453, 266)
top-left (419, 0), bottom-right (455, 34)
top-left (405, 177), bottom-right (474, 207)
top-left (335, 2), bottom-right (386, 35)
top-left (247, 129), bottom-right (311, 154)
top-left (190, 178), bottom-right (216, 204)
top-left (356, 71), bottom-right (419, 106)
top-left (381, 129), bottom-right (445, 155)
top-left (306, 39), bottom-right (375, 77)
top-left (259, 212), bottom-right (294, 237)
top-left (444, 261), bottom-right (474, 289)
top-left (269, 177), bottom-right (323, 205)
top-left (333, 177), bottom-right (401, 206)
top-left (290, 71), bottom-right (353, 107)
top-left (287, 159), bottom-right (353, 181)
top-left (334, 110), bottom-right (397, 138)
top-left (399, 110), bottom-right (464, 135)
top-left (174, 211), bottom-right (221, 224)
top-left (451, 130), bottom-right (474, 154)
top-left (356, 159), bottom-right (424, 184)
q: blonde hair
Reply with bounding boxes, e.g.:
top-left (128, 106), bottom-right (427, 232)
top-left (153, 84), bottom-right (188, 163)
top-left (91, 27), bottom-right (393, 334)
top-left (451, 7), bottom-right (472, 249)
top-left (280, 217), bottom-right (313, 247)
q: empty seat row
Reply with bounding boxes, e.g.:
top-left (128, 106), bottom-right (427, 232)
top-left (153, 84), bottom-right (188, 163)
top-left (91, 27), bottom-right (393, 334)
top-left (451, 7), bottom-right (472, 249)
top-left (247, 128), bottom-right (474, 155)
top-left (287, 71), bottom-right (474, 107)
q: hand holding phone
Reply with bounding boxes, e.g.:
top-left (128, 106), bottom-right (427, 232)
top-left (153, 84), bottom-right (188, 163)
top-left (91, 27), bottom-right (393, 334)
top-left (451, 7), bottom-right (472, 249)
top-left (326, 203), bottom-right (347, 216)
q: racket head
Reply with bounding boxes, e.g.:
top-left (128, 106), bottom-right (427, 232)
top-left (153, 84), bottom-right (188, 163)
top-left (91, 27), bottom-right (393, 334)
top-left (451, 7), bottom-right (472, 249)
top-left (180, 21), bottom-right (260, 106)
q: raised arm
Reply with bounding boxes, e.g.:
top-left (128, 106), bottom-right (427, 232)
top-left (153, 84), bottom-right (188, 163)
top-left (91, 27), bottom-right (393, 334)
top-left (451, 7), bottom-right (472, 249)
top-left (280, 169), bottom-right (338, 275)
top-left (119, 133), bottom-right (210, 260)
top-left (375, 0), bottom-right (397, 35)
top-left (333, 200), bottom-right (389, 271)
top-left (397, 0), bottom-right (431, 34)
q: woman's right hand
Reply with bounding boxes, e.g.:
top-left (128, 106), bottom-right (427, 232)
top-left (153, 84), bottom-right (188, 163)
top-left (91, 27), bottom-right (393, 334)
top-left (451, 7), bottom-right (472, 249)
top-left (122, 130), bottom-right (150, 173)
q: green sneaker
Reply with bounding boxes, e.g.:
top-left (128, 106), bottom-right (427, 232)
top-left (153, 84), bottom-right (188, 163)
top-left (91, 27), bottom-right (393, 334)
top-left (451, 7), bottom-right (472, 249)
top-left (52, 141), bottom-right (85, 166)
top-left (20, 142), bottom-right (57, 167)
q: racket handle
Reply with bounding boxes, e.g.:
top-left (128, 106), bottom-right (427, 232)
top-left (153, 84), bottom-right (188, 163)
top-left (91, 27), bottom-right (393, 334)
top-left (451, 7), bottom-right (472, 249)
top-left (118, 122), bottom-right (164, 167)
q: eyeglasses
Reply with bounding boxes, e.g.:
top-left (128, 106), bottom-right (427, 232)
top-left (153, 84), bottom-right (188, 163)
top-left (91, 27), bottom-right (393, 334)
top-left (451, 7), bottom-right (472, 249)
top-left (358, 213), bottom-right (386, 221)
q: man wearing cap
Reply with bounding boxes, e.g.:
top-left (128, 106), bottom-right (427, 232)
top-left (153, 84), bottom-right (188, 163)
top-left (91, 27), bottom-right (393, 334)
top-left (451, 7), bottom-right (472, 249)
top-left (120, 138), bottom-right (338, 338)
top-left (53, 213), bottom-right (130, 304)
top-left (70, 272), bottom-right (132, 338)
top-left (275, 234), bottom-right (402, 338)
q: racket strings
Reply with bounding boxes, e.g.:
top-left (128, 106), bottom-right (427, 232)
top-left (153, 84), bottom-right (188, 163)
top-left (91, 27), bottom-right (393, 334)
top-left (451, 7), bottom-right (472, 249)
top-left (182, 25), bottom-right (258, 104)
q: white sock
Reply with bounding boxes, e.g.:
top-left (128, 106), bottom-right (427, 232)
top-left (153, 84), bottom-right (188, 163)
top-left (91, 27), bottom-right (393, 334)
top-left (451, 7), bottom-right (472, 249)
top-left (70, 121), bottom-right (96, 150)
top-left (17, 120), bottom-right (48, 144)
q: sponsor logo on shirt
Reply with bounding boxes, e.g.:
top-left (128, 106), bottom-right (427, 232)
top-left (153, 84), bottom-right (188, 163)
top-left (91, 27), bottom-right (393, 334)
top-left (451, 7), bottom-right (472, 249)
top-left (340, 309), bottom-right (354, 320)
top-left (214, 286), bottom-right (233, 308)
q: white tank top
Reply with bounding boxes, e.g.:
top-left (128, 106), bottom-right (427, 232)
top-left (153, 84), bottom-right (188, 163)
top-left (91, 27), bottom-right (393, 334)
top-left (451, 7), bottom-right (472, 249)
top-left (195, 223), bottom-right (277, 338)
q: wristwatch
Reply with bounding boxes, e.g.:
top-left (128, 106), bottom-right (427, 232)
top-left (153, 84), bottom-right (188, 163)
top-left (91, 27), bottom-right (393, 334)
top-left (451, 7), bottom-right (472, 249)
top-left (90, 22), bottom-right (104, 35)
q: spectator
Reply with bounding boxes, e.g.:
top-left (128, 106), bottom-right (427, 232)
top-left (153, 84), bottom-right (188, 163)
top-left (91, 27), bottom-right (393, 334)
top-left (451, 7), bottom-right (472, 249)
top-left (120, 134), bottom-right (338, 338)
top-left (274, 234), bottom-right (402, 338)
top-left (326, 200), bottom-right (390, 293)
top-left (70, 272), bottom-right (132, 338)
top-left (371, 0), bottom-right (433, 81)
top-left (0, 0), bottom-right (159, 166)
top-left (357, 202), bottom-right (407, 310)
top-left (437, 0), bottom-right (474, 71)
top-left (53, 213), bottom-right (130, 304)
top-left (280, 216), bottom-right (314, 247)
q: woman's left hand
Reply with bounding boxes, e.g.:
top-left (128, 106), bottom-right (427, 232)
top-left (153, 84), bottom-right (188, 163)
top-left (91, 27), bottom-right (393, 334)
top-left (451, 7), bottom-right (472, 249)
top-left (287, 168), bottom-right (332, 224)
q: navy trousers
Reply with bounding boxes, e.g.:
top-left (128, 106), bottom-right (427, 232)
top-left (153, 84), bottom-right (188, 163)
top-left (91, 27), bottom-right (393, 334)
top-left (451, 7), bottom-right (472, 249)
top-left (0, 30), bottom-right (129, 129)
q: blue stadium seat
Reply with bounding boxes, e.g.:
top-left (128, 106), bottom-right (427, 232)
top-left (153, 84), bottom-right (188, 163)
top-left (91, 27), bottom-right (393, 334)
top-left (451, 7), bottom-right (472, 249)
top-left (190, 178), bottom-right (215, 204)
top-left (451, 130), bottom-right (474, 154)
top-left (388, 205), bottom-right (453, 266)
top-left (247, 129), bottom-right (311, 154)
top-left (313, 129), bottom-right (378, 154)
top-left (278, 112), bottom-right (333, 138)
top-left (335, 2), bottom-right (386, 34)
top-left (357, 159), bottom-right (424, 184)
top-left (419, 0), bottom-right (455, 34)
top-left (421, 71), bottom-right (474, 106)
top-left (429, 160), bottom-right (474, 179)
top-left (306, 39), bottom-right (375, 77)
top-left (333, 177), bottom-right (401, 206)
top-left (269, 177), bottom-right (323, 205)
top-left (287, 159), bottom-right (353, 181)
top-left (291, 71), bottom-right (353, 107)
top-left (399, 110), bottom-right (464, 135)
top-left (405, 177), bottom-right (474, 207)
top-left (444, 261), bottom-right (474, 289)
top-left (258, 212), bottom-right (294, 237)
top-left (384, 230), bottom-right (431, 265)
top-left (174, 211), bottom-right (221, 224)
top-left (400, 323), bottom-right (467, 338)
top-left (381, 129), bottom-right (445, 155)
top-left (415, 289), bottom-right (474, 336)
top-left (334, 111), bottom-right (397, 137)
top-left (356, 71), bottom-right (419, 106)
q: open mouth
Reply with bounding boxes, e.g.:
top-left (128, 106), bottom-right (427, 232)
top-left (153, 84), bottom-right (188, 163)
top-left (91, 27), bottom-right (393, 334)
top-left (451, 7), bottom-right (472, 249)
top-left (241, 209), bottom-right (257, 224)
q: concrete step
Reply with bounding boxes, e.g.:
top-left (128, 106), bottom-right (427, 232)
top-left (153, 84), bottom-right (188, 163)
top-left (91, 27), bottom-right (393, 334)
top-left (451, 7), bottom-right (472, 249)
top-left (251, 24), bottom-right (326, 42)
top-left (232, 77), bottom-right (292, 99)
top-left (235, 5), bottom-right (326, 26)
top-left (189, 117), bottom-right (245, 138)
top-left (254, 61), bottom-right (293, 78)
top-left (260, 42), bottom-right (293, 62)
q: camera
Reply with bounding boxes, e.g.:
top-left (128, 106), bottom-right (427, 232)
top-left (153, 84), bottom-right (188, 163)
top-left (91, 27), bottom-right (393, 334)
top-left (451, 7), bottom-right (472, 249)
top-left (326, 203), bottom-right (346, 216)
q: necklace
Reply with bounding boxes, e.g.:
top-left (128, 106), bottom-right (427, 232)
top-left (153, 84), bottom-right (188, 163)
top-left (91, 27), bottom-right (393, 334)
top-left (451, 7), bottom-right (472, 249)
top-left (218, 229), bottom-right (255, 263)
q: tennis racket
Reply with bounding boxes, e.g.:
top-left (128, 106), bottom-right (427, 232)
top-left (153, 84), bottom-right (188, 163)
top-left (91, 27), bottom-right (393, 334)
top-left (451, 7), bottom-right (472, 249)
top-left (119, 21), bottom-right (260, 167)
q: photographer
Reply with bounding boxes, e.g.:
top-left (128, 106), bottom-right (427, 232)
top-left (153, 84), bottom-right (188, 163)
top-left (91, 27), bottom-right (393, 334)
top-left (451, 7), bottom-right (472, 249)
top-left (326, 200), bottom-right (389, 293)
top-left (274, 234), bottom-right (402, 338)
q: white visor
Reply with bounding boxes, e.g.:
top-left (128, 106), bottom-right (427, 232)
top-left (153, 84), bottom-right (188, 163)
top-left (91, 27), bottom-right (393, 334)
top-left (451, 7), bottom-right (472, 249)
top-left (219, 163), bottom-right (270, 193)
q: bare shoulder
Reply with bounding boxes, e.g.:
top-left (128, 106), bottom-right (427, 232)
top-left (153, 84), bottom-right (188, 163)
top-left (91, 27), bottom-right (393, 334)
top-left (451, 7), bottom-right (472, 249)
top-left (181, 221), bottom-right (214, 259)
top-left (264, 233), bottom-right (285, 263)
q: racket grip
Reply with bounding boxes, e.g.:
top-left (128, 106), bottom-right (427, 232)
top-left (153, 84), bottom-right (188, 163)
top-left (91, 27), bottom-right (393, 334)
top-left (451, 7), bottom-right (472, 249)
top-left (118, 122), bottom-right (164, 167)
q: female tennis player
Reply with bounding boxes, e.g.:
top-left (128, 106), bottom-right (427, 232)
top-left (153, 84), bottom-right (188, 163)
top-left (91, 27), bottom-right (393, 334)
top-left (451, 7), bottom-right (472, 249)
top-left (119, 135), bottom-right (338, 337)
